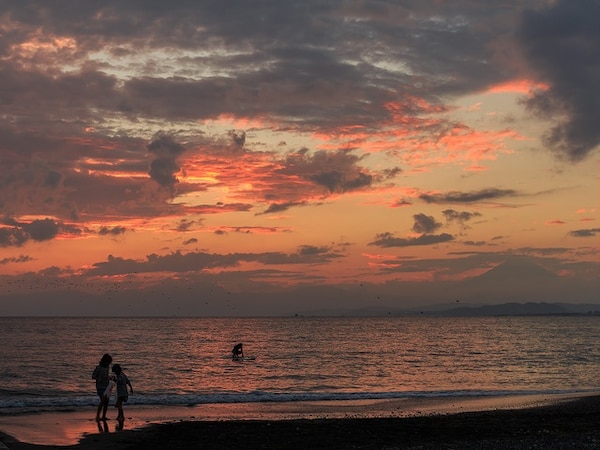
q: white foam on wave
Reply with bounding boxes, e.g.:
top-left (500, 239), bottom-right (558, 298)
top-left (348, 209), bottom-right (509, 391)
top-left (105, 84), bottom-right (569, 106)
top-left (0, 388), bottom-right (590, 414)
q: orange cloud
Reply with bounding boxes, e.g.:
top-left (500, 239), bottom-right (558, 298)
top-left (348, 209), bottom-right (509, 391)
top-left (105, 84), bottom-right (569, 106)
top-left (487, 79), bottom-right (550, 95)
top-left (12, 34), bottom-right (77, 56)
top-left (308, 97), bottom-right (522, 170)
top-left (206, 114), bottom-right (271, 131)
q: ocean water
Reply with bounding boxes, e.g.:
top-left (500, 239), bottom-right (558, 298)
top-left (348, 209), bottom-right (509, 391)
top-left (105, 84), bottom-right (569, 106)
top-left (1, 316), bottom-right (599, 414)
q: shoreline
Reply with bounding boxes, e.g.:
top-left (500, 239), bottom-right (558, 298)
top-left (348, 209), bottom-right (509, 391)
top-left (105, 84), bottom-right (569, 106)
top-left (1, 392), bottom-right (598, 449)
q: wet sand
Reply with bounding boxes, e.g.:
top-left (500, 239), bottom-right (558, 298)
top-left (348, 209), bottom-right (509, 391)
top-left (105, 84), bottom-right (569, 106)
top-left (1, 394), bottom-right (599, 449)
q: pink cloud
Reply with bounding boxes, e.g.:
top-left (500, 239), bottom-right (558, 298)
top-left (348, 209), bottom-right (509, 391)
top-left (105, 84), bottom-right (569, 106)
top-left (486, 79), bottom-right (550, 95)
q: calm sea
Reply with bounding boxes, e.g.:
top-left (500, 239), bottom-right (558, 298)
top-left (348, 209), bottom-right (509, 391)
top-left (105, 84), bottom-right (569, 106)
top-left (1, 316), bottom-right (599, 414)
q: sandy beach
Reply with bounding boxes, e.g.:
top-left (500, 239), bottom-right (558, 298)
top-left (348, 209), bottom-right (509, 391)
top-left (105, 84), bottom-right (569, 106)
top-left (1, 393), bottom-right (599, 449)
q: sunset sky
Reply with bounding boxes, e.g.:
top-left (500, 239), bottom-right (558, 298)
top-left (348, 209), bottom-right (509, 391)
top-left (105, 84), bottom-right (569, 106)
top-left (1, 0), bottom-right (598, 316)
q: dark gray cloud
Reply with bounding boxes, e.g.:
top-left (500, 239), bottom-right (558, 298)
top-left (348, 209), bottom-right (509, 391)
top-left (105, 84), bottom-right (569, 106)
top-left (99, 226), bottom-right (127, 236)
top-left (244, 148), bottom-right (386, 209)
top-left (227, 130), bottom-right (246, 149)
top-left (213, 226), bottom-right (282, 235)
top-left (369, 232), bottom-right (453, 248)
top-left (16, 218), bottom-right (59, 241)
top-left (0, 1), bottom-right (545, 134)
top-left (282, 149), bottom-right (373, 194)
top-left (390, 199), bottom-right (413, 208)
top-left (569, 228), bottom-right (600, 238)
top-left (62, 169), bottom-right (176, 221)
top-left (515, 246), bottom-right (572, 257)
top-left (147, 134), bottom-right (186, 188)
top-left (442, 209), bottom-right (482, 228)
top-left (412, 213), bottom-right (442, 234)
top-left (0, 122), bottom-right (158, 220)
top-left (176, 220), bottom-right (195, 232)
top-left (0, 227), bottom-right (29, 247)
top-left (420, 189), bottom-right (516, 204)
top-left (260, 202), bottom-right (306, 215)
top-left (464, 241), bottom-right (487, 247)
top-left (258, 246), bottom-right (342, 265)
top-left (0, 62), bottom-right (120, 124)
top-left (0, 218), bottom-right (59, 247)
top-left (298, 245), bottom-right (331, 256)
top-left (87, 252), bottom-right (239, 276)
top-left (369, 212), bottom-right (455, 248)
top-left (86, 247), bottom-right (342, 276)
top-left (518, 0), bottom-right (600, 161)
top-left (0, 255), bottom-right (33, 265)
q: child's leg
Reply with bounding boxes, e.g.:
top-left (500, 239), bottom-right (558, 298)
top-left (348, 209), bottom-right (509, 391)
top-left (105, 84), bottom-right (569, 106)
top-left (101, 396), bottom-right (109, 419)
top-left (95, 397), bottom-right (103, 421)
top-left (116, 398), bottom-right (124, 419)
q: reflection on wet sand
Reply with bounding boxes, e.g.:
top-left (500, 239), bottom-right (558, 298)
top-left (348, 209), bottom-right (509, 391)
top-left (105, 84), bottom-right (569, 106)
top-left (96, 419), bottom-right (108, 434)
top-left (1, 394), bottom-right (593, 447)
top-left (96, 417), bottom-right (126, 433)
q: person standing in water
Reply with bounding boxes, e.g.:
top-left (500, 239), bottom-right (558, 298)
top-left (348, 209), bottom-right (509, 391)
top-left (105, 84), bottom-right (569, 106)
top-left (111, 363), bottom-right (133, 430)
top-left (232, 343), bottom-right (244, 359)
top-left (92, 353), bottom-right (112, 421)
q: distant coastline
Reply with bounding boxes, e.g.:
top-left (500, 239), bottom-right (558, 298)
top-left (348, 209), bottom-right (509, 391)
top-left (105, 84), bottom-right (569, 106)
top-left (297, 302), bottom-right (600, 318)
top-left (421, 302), bottom-right (600, 317)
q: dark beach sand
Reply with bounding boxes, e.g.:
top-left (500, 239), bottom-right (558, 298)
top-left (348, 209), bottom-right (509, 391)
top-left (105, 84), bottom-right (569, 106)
top-left (2, 395), bottom-right (600, 449)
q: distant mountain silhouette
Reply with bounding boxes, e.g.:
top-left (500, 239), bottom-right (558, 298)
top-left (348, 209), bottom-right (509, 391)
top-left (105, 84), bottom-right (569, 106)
top-left (294, 301), bottom-right (600, 317)
top-left (448, 257), bottom-right (566, 304)
top-left (435, 302), bottom-right (565, 316)
top-left (427, 302), bottom-right (600, 317)
top-left (474, 258), bottom-right (557, 284)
